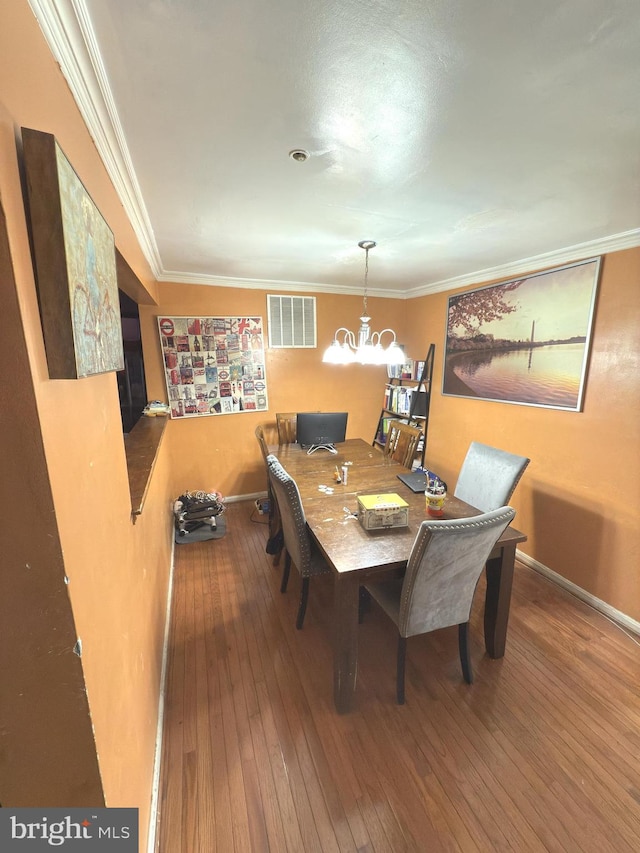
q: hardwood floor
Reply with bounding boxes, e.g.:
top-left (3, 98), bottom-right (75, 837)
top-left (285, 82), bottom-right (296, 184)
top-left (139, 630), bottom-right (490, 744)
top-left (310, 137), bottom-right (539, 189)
top-left (155, 501), bottom-right (640, 852)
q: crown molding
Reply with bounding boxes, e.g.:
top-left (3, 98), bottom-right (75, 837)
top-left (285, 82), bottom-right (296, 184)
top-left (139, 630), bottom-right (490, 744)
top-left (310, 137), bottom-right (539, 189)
top-left (160, 227), bottom-right (640, 297)
top-left (28, 0), bottom-right (163, 278)
top-left (406, 228), bottom-right (640, 298)
top-left (156, 269), bottom-right (402, 299)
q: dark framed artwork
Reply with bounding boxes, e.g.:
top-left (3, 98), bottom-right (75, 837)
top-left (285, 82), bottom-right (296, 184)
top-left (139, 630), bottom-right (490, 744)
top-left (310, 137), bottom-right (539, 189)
top-left (21, 127), bottom-right (123, 379)
top-left (157, 316), bottom-right (268, 418)
top-left (442, 258), bottom-right (601, 411)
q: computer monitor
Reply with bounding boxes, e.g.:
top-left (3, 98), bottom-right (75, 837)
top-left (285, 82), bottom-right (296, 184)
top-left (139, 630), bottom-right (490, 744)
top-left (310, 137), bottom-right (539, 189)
top-left (296, 412), bottom-right (348, 454)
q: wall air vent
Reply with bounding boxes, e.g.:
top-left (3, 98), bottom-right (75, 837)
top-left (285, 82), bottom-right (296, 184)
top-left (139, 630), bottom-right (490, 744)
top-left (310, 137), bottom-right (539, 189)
top-left (267, 295), bottom-right (317, 348)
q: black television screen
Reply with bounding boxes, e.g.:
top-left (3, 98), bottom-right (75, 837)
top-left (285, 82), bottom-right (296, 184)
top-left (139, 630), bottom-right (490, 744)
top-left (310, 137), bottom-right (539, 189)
top-left (297, 412), bottom-right (348, 454)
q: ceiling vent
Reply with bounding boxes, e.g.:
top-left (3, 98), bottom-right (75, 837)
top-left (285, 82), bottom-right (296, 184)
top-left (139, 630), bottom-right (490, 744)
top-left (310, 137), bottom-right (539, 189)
top-left (267, 295), bottom-right (317, 349)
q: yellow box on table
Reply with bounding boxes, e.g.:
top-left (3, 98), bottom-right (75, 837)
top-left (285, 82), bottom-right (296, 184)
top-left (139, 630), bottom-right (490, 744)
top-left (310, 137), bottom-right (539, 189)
top-left (357, 493), bottom-right (409, 530)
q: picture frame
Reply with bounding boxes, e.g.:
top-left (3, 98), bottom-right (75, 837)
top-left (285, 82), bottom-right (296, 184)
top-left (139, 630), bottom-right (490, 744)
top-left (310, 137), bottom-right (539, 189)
top-left (21, 127), bottom-right (123, 379)
top-left (442, 258), bottom-right (601, 411)
top-left (157, 315), bottom-right (268, 418)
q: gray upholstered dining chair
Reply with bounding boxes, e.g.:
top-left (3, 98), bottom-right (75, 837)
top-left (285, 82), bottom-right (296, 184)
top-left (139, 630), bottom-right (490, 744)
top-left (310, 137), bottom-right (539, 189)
top-left (266, 454), bottom-right (330, 629)
top-left (363, 506), bottom-right (515, 704)
top-left (453, 442), bottom-right (529, 511)
top-left (255, 426), bottom-right (283, 564)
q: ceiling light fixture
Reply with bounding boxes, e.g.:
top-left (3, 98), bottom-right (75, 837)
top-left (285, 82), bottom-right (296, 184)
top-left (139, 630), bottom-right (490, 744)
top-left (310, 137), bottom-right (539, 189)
top-left (322, 241), bottom-right (405, 366)
top-left (289, 149), bottom-right (309, 162)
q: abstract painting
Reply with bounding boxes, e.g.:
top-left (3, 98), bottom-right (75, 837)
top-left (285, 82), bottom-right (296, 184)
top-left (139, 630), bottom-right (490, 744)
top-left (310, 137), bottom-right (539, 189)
top-left (21, 128), bottom-right (123, 379)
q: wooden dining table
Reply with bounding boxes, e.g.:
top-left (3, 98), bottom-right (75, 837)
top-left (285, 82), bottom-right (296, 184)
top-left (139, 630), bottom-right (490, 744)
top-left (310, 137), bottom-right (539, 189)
top-left (268, 438), bottom-right (527, 713)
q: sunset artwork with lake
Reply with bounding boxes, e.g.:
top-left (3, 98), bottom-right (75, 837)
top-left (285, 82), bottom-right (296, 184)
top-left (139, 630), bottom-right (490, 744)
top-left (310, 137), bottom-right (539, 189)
top-left (443, 259), bottom-right (601, 411)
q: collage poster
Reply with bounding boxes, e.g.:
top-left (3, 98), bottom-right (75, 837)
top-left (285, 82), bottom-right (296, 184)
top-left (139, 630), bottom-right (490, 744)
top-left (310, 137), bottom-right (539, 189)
top-left (157, 315), bottom-right (268, 418)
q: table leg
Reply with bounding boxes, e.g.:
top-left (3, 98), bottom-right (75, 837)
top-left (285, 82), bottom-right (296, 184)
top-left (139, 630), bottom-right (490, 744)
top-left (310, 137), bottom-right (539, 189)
top-left (484, 542), bottom-right (516, 658)
top-left (333, 573), bottom-right (360, 713)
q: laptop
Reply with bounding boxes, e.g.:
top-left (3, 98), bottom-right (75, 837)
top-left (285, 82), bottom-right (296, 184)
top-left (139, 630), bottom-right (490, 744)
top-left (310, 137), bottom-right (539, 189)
top-left (397, 470), bottom-right (448, 494)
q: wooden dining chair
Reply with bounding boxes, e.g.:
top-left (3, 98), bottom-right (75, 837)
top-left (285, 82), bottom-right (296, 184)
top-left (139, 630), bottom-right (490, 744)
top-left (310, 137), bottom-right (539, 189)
top-left (383, 420), bottom-right (423, 469)
top-left (454, 442), bottom-right (530, 511)
top-left (254, 423), bottom-right (269, 463)
top-left (266, 454), bottom-right (330, 628)
top-left (363, 506), bottom-right (515, 703)
top-left (276, 412), bottom-right (298, 444)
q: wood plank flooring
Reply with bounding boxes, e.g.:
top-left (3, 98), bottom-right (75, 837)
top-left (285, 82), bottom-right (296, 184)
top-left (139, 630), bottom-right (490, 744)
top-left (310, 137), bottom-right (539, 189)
top-left (155, 501), bottom-right (640, 852)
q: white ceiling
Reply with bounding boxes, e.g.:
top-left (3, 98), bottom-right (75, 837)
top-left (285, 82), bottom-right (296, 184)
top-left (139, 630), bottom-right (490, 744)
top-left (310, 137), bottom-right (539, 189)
top-left (31, 0), bottom-right (640, 296)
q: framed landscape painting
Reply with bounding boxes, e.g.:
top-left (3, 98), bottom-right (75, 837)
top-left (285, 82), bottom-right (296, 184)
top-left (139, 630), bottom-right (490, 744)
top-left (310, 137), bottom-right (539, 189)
top-left (22, 127), bottom-right (123, 379)
top-left (442, 258), bottom-right (601, 411)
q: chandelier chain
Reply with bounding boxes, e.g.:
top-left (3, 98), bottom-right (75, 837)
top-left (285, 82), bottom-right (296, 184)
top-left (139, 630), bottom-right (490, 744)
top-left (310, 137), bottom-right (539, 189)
top-left (362, 247), bottom-right (369, 316)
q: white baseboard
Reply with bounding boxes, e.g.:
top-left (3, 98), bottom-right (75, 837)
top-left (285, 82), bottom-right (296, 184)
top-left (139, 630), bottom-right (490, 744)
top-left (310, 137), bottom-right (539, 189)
top-left (147, 536), bottom-right (176, 853)
top-left (516, 549), bottom-right (640, 638)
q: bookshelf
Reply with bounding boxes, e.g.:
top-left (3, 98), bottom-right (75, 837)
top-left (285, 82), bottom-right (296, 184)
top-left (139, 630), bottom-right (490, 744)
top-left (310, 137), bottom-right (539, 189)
top-left (373, 344), bottom-right (435, 468)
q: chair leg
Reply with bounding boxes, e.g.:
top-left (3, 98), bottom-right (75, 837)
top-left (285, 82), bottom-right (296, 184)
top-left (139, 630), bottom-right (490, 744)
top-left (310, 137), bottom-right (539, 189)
top-left (396, 636), bottom-right (407, 704)
top-left (269, 493), bottom-right (283, 566)
top-left (459, 622), bottom-right (473, 684)
top-left (296, 577), bottom-right (309, 629)
top-left (280, 552), bottom-right (291, 593)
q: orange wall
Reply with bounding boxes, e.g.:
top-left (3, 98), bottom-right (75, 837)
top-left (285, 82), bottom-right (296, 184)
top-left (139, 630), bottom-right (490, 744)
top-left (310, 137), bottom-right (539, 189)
top-left (140, 283), bottom-right (409, 498)
top-left (402, 249), bottom-right (640, 622)
top-left (0, 4), bottom-right (173, 848)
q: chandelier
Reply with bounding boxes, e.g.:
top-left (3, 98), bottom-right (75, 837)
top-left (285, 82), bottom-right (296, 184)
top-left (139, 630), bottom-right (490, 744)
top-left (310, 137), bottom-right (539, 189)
top-left (322, 241), bottom-right (405, 366)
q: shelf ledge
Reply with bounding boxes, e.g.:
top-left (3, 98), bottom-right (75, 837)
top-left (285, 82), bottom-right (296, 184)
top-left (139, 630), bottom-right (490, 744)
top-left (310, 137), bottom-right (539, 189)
top-left (124, 415), bottom-right (169, 522)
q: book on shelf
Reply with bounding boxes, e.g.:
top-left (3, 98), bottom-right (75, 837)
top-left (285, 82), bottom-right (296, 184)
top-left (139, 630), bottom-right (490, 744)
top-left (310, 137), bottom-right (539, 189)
top-left (396, 386), bottom-right (412, 415)
top-left (384, 385), bottom-right (414, 416)
top-left (388, 359), bottom-right (426, 382)
top-left (381, 383), bottom-right (428, 419)
top-left (387, 358), bottom-right (413, 379)
top-left (376, 416), bottom-right (392, 445)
